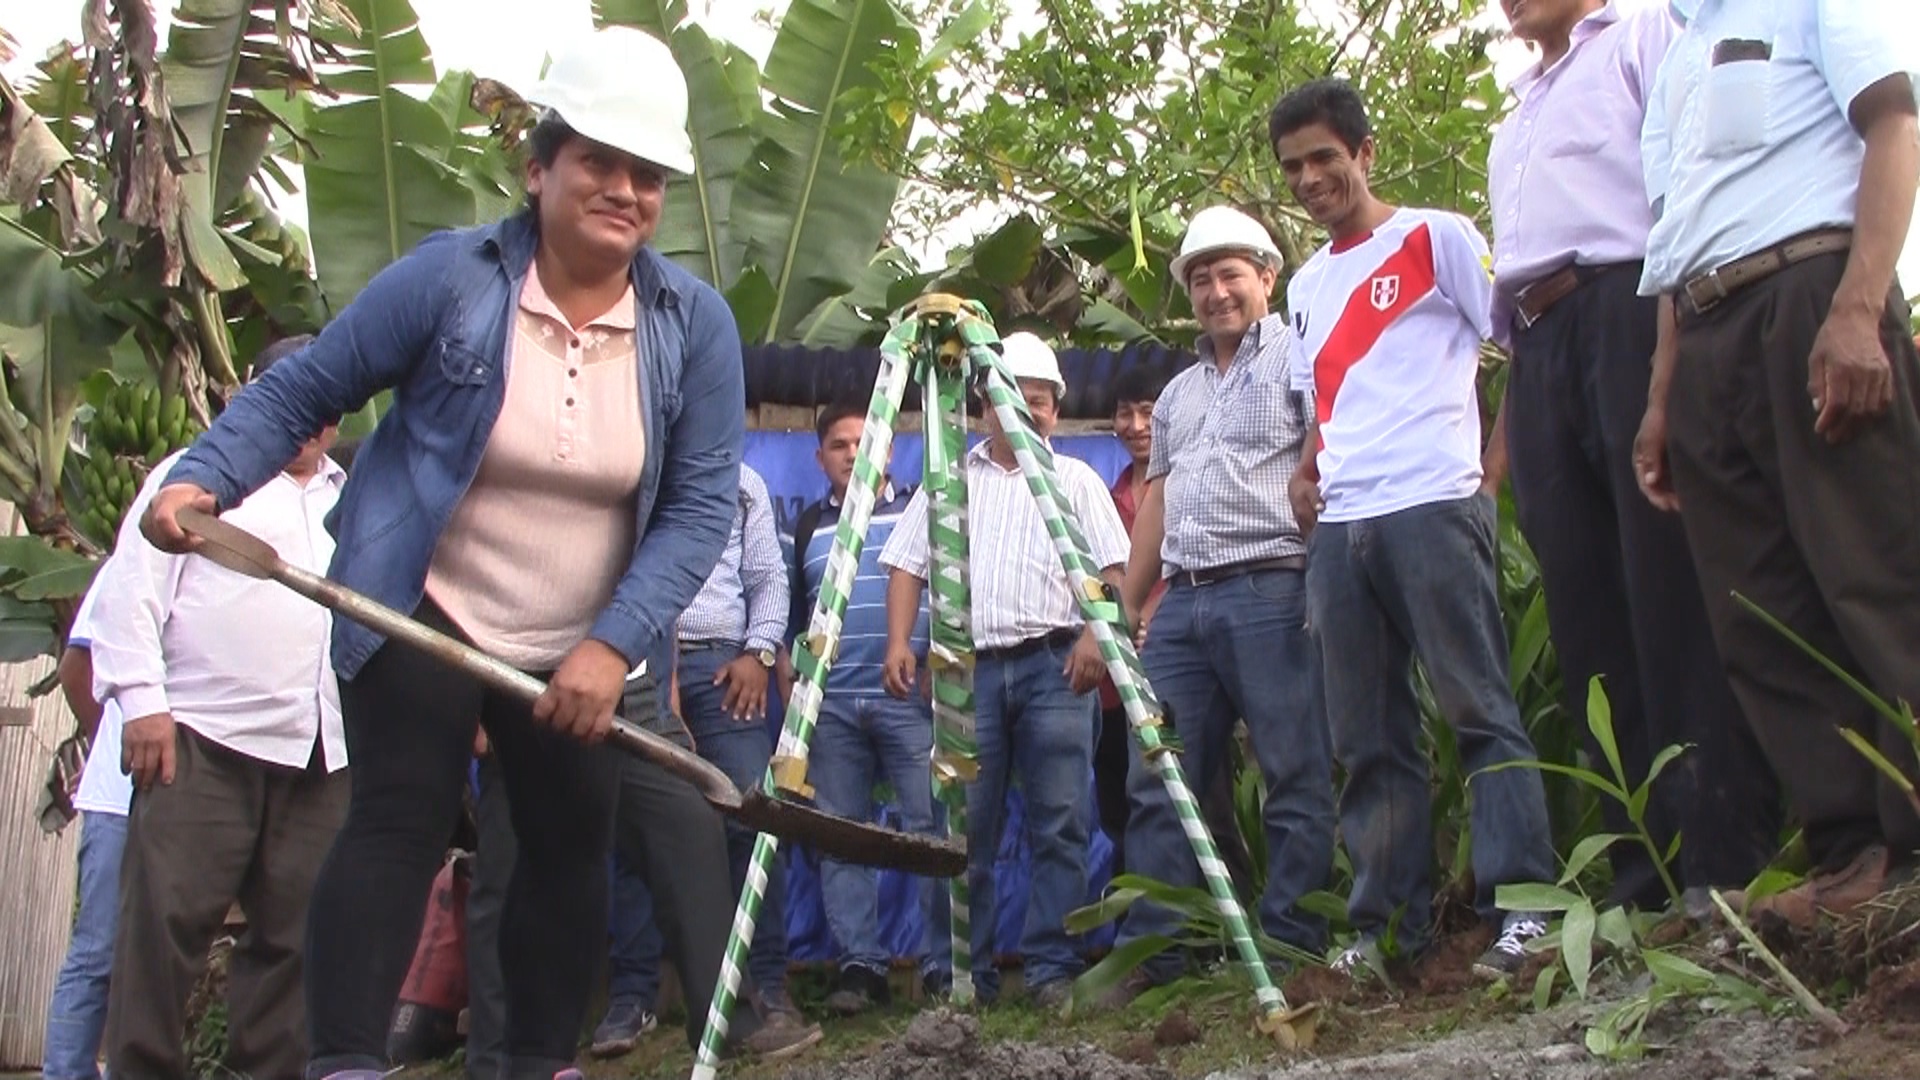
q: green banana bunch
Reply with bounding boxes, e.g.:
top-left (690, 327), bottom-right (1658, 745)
top-left (74, 382), bottom-right (204, 547)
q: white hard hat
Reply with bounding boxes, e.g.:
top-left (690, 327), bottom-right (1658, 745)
top-left (526, 27), bottom-right (696, 175)
top-left (1170, 206), bottom-right (1283, 285)
top-left (998, 332), bottom-right (1066, 397)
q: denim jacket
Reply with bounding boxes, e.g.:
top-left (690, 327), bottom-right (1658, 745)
top-left (168, 211), bottom-right (744, 680)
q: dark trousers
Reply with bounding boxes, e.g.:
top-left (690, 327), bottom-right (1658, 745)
top-left (1667, 253), bottom-right (1920, 868)
top-left (1508, 263), bottom-right (1780, 903)
top-left (106, 726), bottom-right (348, 1080)
top-left (466, 674), bottom-right (748, 1065)
top-left (463, 755), bottom-right (513, 1080)
top-left (303, 603), bottom-right (621, 1080)
top-left (1094, 705), bottom-right (1132, 872)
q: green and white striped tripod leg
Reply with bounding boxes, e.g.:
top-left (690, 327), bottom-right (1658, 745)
top-left (970, 352), bottom-right (1293, 1025)
top-left (688, 326), bottom-right (919, 1080)
top-left (921, 334), bottom-right (978, 1006)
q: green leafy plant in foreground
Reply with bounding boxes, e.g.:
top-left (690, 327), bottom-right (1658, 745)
top-left (1733, 592), bottom-right (1920, 817)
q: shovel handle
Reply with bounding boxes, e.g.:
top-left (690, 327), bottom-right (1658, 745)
top-left (257, 558), bottom-right (744, 809)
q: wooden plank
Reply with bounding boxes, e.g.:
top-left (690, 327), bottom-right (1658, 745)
top-left (0, 507), bottom-right (80, 1069)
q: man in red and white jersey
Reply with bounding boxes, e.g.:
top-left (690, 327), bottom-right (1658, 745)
top-left (1271, 78), bottom-right (1556, 983)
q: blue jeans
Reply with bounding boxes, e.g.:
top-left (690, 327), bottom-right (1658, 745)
top-left (812, 693), bottom-right (951, 979)
top-left (1118, 569), bottom-right (1337, 982)
top-left (675, 645), bottom-right (789, 994)
top-left (44, 810), bottom-right (128, 1080)
top-left (966, 642), bottom-right (1098, 997)
top-left (1307, 495), bottom-right (1556, 950)
top-left (606, 860), bottom-right (663, 1008)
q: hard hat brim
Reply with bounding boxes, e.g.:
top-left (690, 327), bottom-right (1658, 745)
top-left (1171, 244), bottom-right (1278, 286)
top-left (526, 98), bottom-right (697, 176)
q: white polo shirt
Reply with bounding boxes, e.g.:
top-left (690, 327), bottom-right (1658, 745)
top-left (1639, 0), bottom-right (1920, 294)
top-left (65, 583), bottom-right (131, 816)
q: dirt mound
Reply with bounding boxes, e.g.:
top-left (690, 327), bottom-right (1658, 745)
top-left (1852, 957), bottom-right (1920, 1026)
top-left (777, 1008), bottom-right (1175, 1080)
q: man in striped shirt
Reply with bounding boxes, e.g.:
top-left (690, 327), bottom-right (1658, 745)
top-left (879, 334), bottom-right (1130, 1009)
top-left (1103, 206), bottom-right (1338, 1005)
top-left (791, 401), bottom-right (951, 1014)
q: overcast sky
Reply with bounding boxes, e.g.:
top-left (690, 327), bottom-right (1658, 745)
top-left (5, 1), bottom-right (1918, 286)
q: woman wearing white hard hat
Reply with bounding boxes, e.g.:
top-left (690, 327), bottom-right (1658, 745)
top-left (137, 24), bottom-right (812, 1079)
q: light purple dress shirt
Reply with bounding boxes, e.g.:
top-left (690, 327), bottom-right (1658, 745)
top-left (1488, 1), bottom-right (1679, 345)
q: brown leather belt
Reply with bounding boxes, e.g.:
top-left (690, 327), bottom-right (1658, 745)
top-left (1680, 228), bottom-right (1852, 319)
top-left (1513, 264), bottom-right (1605, 330)
top-left (1173, 555), bottom-right (1305, 588)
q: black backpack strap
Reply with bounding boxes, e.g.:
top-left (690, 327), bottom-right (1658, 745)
top-left (788, 498), bottom-right (828, 643)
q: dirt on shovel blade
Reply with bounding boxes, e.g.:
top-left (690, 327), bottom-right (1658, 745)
top-left (736, 790), bottom-right (967, 878)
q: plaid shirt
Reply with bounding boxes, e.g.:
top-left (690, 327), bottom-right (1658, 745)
top-left (676, 464), bottom-right (788, 653)
top-left (1150, 314), bottom-right (1310, 573)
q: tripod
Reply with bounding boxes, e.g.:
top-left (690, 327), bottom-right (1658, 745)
top-left (689, 296), bottom-right (1316, 1078)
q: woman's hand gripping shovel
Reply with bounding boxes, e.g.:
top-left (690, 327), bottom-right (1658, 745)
top-left (178, 508), bottom-right (967, 878)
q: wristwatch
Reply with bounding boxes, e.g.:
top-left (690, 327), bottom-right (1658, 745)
top-left (751, 646), bottom-right (777, 668)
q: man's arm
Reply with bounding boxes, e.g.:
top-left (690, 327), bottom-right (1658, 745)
top-left (737, 474), bottom-right (789, 657)
top-left (1121, 478), bottom-right (1167, 617)
top-left (1481, 392), bottom-right (1510, 497)
top-left (58, 646), bottom-right (102, 742)
top-left (1807, 74), bottom-right (1919, 443)
top-left (882, 568), bottom-right (927, 699)
top-left (716, 473), bottom-right (787, 721)
top-left (1634, 295), bottom-right (1683, 511)
top-left (90, 468), bottom-right (187, 789)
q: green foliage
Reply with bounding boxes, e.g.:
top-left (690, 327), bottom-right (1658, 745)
top-left (843, 0), bottom-right (1503, 341)
top-left (595, 0), bottom-right (940, 346)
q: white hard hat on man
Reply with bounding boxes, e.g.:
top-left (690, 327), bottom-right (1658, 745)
top-left (999, 331), bottom-right (1068, 397)
top-left (1170, 205), bottom-right (1283, 284)
top-left (526, 26), bottom-right (696, 174)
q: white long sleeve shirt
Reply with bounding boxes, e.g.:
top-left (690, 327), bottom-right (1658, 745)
top-left (89, 450), bottom-right (348, 772)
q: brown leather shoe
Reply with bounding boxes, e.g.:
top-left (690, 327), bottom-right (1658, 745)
top-left (1740, 845), bottom-right (1890, 928)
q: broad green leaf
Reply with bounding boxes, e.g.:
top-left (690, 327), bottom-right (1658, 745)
top-left (1494, 882), bottom-right (1583, 914)
top-left (1067, 933), bottom-right (1175, 1012)
top-left (1075, 297), bottom-right (1160, 346)
top-left (305, 0), bottom-right (476, 309)
top-left (1595, 905), bottom-right (1636, 955)
top-left (725, 266), bottom-right (777, 344)
top-left (1562, 898), bottom-right (1595, 997)
top-left (1642, 947), bottom-right (1715, 991)
top-left (797, 246), bottom-right (918, 347)
top-left (1478, 758), bottom-right (1627, 803)
top-left (729, 0), bottom-right (913, 341)
top-left (11, 558), bottom-right (99, 601)
top-left (1062, 886), bottom-right (1145, 934)
top-left (1558, 832), bottom-right (1623, 887)
top-left (1531, 963), bottom-right (1557, 1012)
top-left (1509, 589), bottom-right (1550, 694)
top-left (0, 537), bottom-right (95, 578)
top-left (0, 614), bottom-right (57, 662)
top-left (1585, 676), bottom-right (1627, 789)
top-left (921, 0), bottom-right (991, 71)
top-left (1740, 868), bottom-right (1803, 903)
top-left (968, 215), bottom-right (1045, 287)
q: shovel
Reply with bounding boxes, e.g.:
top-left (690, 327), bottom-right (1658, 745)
top-left (177, 507), bottom-right (967, 878)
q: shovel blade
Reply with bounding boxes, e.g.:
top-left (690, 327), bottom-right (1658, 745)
top-left (734, 790), bottom-right (967, 878)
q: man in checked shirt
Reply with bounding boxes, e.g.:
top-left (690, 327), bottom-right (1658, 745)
top-left (1100, 206), bottom-right (1338, 1007)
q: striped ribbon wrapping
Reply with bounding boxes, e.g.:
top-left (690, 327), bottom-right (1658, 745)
top-left (689, 301), bottom-right (1290, 1080)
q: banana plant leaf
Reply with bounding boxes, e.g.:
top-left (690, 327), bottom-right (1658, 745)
top-left (595, 0), bottom-right (758, 290)
top-left (728, 0), bottom-right (914, 342)
top-left (304, 0), bottom-right (476, 310)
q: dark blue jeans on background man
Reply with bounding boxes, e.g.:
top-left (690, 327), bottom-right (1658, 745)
top-left (1117, 567), bottom-right (1337, 983)
top-left (1307, 494), bottom-right (1556, 954)
top-left (43, 810), bottom-right (128, 1080)
top-left (964, 639), bottom-right (1098, 999)
top-left (811, 693), bottom-right (952, 981)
